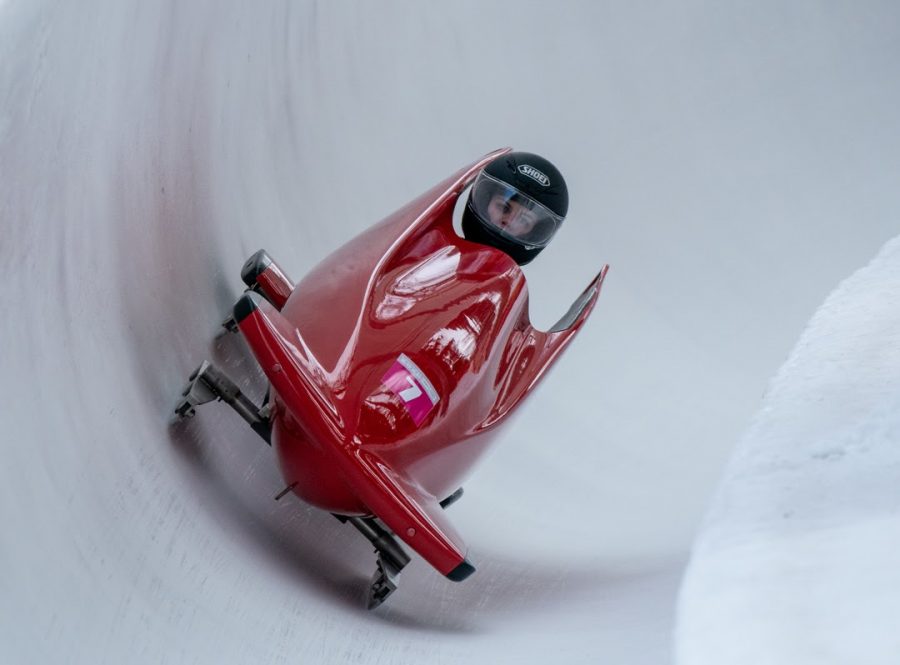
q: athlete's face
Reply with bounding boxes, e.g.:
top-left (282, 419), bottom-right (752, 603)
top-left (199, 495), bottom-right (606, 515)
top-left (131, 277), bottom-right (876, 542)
top-left (485, 194), bottom-right (540, 238)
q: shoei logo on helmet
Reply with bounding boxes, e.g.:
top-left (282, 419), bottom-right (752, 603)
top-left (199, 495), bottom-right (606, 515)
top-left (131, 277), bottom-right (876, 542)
top-left (517, 165), bottom-right (550, 187)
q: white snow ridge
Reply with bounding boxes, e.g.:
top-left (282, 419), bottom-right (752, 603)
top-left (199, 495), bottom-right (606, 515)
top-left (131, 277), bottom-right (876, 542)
top-left (676, 235), bottom-right (900, 665)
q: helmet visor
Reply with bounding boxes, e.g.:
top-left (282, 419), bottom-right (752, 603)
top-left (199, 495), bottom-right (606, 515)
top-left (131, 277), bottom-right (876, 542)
top-left (468, 172), bottom-right (564, 248)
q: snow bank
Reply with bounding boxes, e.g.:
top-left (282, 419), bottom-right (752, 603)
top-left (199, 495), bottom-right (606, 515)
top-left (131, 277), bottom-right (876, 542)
top-left (676, 235), bottom-right (900, 664)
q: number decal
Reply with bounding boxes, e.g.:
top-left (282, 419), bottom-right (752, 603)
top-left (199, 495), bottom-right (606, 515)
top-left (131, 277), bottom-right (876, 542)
top-left (398, 376), bottom-right (423, 402)
top-left (381, 354), bottom-right (440, 426)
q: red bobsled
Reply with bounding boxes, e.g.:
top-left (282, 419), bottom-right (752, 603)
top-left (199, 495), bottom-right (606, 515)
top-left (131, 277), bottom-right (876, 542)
top-left (177, 148), bottom-right (608, 608)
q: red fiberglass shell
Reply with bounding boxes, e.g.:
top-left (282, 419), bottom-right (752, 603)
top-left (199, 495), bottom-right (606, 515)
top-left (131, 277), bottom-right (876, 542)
top-left (234, 149), bottom-right (608, 577)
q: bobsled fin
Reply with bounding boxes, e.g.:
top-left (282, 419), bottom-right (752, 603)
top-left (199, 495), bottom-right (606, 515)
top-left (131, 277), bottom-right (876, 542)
top-left (348, 449), bottom-right (473, 580)
top-left (549, 265), bottom-right (608, 333)
top-left (480, 265), bottom-right (609, 430)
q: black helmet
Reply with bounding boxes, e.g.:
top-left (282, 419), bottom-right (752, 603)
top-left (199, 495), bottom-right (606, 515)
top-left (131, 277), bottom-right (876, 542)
top-left (462, 151), bottom-right (568, 265)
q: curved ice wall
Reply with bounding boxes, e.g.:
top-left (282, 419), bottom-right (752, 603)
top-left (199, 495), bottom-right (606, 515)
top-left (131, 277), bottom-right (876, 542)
top-left (676, 235), bottom-right (900, 664)
top-left (1, 1), bottom-right (898, 663)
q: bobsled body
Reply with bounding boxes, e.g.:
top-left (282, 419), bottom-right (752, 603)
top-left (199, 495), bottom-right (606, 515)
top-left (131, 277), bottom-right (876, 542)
top-left (233, 149), bottom-right (607, 579)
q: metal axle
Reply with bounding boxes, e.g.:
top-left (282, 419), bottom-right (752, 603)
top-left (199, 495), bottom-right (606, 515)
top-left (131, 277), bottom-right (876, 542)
top-left (175, 360), bottom-right (272, 444)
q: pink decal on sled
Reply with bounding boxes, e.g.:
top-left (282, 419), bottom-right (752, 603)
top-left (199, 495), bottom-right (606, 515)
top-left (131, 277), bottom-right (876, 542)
top-left (382, 354), bottom-right (440, 426)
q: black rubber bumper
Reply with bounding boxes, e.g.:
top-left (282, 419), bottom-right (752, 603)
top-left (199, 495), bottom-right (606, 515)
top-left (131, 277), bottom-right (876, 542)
top-left (446, 559), bottom-right (476, 582)
top-left (241, 249), bottom-right (273, 287)
top-left (233, 292), bottom-right (261, 324)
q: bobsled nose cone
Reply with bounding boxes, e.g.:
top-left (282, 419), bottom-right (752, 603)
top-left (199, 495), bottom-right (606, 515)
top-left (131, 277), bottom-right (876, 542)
top-left (233, 291), bottom-right (262, 324)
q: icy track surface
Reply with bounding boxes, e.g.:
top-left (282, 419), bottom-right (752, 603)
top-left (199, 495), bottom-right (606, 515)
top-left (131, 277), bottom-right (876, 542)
top-left (1, 2), bottom-right (898, 663)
